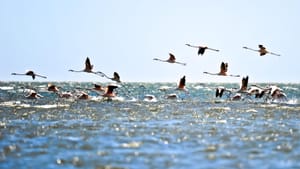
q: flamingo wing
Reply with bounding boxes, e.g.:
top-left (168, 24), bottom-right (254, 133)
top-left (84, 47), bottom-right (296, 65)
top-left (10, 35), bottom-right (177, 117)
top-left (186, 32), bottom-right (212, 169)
top-left (198, 47), bottom-right (206, 55)
top-left (85, 57), bottom-right (93, 70)
top-left (168, 53), bottom-right (176, 61)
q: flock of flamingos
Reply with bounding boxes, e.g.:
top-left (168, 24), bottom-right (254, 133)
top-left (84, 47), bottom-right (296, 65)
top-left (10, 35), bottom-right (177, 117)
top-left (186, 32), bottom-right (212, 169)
top-left (9, 44), bottom-right (287, 102)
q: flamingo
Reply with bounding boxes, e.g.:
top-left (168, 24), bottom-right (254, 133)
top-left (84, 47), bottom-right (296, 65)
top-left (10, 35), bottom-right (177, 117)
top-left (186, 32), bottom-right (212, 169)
top-left (25, 90), bottom-right (43, 99)
top-left (102, 84), bottom-right (119, 98)
top-left (153, 53), bottom-right (186, 66)
top-left (47, 83), bottom-right (60, 92)
top-left (215, 76), bottom-right (248, 100)
top-left (77, 91), bottom-right (90, 100)
top-left (215, 86), bottom-right (235, 98)
top-left (243, 45), bottom-right (280, 56)
top-left (59, 91), bottom-right (73, 99)
top-left (239, 76), bottom-right (249, 92)
top-left (215, 86), bottom-right (226, 98)
top-left (92, 84), bottom-right (106, 92)
top-left (247, 84), bottom-right (287, 102)
top-left (176, 75), bottom-right (187, 91)
top-left (164, 76), bottom-right (189, 99)
top-left (215, 87), bottom-right (244, 101)
top-left (97, 71), bottom-right (122, 83)
top-left (74, 83), bottom-right (106, 93)
top-left (203, 62), bottom-right (240, 77)
top-left (247, 85), bottom-right (267, 99)
top-left (266, 85), bottom-right (287, 101)
top-left (69, 57), bottom-right (103, 75)
top-left (185, 44), bottom-right (219, 55)
top-left (11, 70), bottom-right (47, 80)
top-left (97, 71), bottom-right (132, 97)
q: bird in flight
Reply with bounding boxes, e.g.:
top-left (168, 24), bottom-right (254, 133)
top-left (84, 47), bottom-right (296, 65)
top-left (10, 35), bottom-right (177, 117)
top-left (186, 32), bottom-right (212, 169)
top-left (185, 44), bottom-right (219, 55)
top-left (92, 84), bottom-right (106, 92)
top-left (47, 83), bottom-right (60, 92)
top-left (243, 45), bottom-right (280, 56)
top-left (97, 71), bottom-right (122, 83)
top-left (215, 76), bottom-right (249, 99)
top-left (153, 53), bottom-right (186, 66)
top-left (11, 70), bottom-right (47, 80)
top-left (176, 75), bottom-right (187, 91)
top-left (25, 89), bottom-right (43, 99)
top-left (69, 57), bottom-right (103, 75)
top-left (239, 76), bottom-right (249, 92)
top-left (203, 62), bottom-right (240, 77)
top-left (102, 84), bottom-right (119, 98)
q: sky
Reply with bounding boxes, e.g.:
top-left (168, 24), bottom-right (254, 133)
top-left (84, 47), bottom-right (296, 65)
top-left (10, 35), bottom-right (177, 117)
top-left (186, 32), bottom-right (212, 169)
top-left (0, 0), bottom-right (299, 83)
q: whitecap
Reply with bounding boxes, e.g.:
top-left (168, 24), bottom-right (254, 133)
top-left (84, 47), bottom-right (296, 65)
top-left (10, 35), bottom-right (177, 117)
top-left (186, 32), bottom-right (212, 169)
top-left (0, 86), bottom-right (14, 90)
top-left (286, 98), bottom-right (299, 105)
top-left (99, 96), bottom-right (125, 102)
top-left (33, 104), bottom-right (70, 109)
top-left (282, 86), bottom-right (298, 91)
top-left (0, 101), bottom-right (30, 108)
top-left (246, 109), bottom-right (258, 113)
top-left (192, 85), bottom-right (203, 90)
top-left (209, 107), bottom-right (231, 111)
top-left (121, 141), bottom-right (142, 148)
top-left (216, 119), bottom-right (227, 124)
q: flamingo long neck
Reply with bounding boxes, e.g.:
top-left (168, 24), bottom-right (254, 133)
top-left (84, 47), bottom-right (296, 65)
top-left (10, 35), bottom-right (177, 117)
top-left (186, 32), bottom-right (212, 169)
top-left (13, 73), bottom-right (27, 76)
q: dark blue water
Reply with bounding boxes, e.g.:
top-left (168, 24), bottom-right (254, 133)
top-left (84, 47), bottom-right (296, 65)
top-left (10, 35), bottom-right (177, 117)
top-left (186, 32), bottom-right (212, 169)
top-left (0, 82), bottom-right (299, 169)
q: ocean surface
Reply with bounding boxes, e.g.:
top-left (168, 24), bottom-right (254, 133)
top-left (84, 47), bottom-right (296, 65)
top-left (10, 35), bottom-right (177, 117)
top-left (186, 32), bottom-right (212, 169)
top-left (0, 82), bottom-right (299, 169)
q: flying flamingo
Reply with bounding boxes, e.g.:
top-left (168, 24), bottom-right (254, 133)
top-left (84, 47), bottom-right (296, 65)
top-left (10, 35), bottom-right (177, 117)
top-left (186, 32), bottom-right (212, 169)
top-left (185, 44), bottom-right (219, 55)
top-left (153, 53), bottom-right (186, 66)
top-left (215, 86), bottom-right (236, 98)
top-left (77, 91), bottom-right (90, 100)
top-left (215, 86), bottom-right (226, 98)
top-left (239, 76), bottom-right (249, 92)
top-left (102, 84), bottom-right (119, 98)
top-left (58, 91), bottom-right (73, 99)
top-left (247, 84), bottom-right (287, 101)
top-left (215, 76), bottom-right (249, 99)
top-left (266, 85), bottom-right (287, 101)
top-left (231, 76), bottom-right (249, 100)
top-left (11, 70), bottom-right (47, 80)
top-left (165, 76), bottom-right (189, 99)
top-left (247, 85), bottom-right (266, 98)
top-left (203, 62), bottom-right (240, 77)
top-left (25, 90), bottom-right (43, 99)
top-left (243, 45), bottom-right (280, 56)
top-left (69, 57), bottom-right (102, 75)
top-left (92, 84), bottom-right (106, 92)
top-left (47, 83), bottom-right (60, 92)
top-left (98, 72), bottom-right (122, 83)
top-left (176, 75), bottom-right (187, 91)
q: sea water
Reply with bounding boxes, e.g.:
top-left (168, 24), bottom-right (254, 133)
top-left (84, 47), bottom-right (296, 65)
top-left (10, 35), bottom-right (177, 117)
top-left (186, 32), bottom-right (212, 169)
top-left (0, 82), bottom-right (299, 169)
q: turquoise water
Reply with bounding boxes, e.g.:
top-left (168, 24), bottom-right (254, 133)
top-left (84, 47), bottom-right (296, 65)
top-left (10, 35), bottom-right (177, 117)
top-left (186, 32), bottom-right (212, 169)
top-left (0, 82), bottom-right (300, 169)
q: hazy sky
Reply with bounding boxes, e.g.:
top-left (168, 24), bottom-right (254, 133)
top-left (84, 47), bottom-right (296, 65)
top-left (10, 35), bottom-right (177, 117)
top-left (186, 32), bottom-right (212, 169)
top-left (1, 0), bottom-right (299, 83)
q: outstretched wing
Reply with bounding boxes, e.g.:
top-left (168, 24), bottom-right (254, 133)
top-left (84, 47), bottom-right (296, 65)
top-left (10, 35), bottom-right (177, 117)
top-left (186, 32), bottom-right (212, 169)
top-left (178, 75), bottom-right (186, 88)
top-left (241, 76), bottom-right (249, 91)
top-left (198, 47), bottom-right (206, 55)
top-left (220, 62), bottom-right (228, 73)
top-left (258, 45), bottom-right (267, 56)
top-left (113, 72), bottom-right (121, 82)
top-left (168, 53), bottom-right (176, 61)
top-left (85, 57), bottom-right (93, 70)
